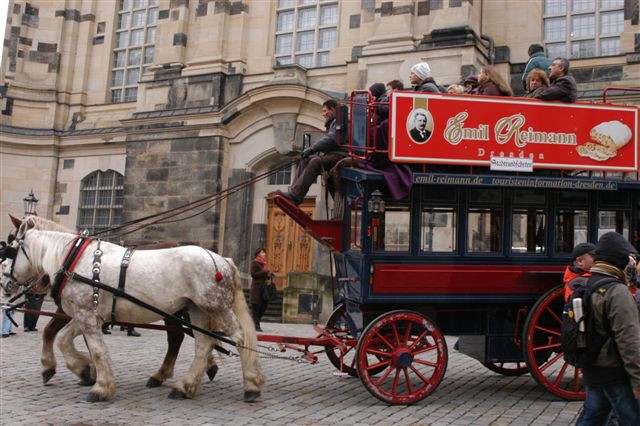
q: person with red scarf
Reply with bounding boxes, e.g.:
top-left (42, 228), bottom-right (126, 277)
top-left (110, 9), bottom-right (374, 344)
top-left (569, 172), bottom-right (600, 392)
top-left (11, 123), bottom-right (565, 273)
top-left (249, 248), bottom-right (273, 332)
top-left (563, 242), bottom-right (596, 302)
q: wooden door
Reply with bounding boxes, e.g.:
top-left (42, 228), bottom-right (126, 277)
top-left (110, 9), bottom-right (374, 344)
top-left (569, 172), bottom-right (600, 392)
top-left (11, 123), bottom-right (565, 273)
top-left (266, 200), bottom-right (314, 289)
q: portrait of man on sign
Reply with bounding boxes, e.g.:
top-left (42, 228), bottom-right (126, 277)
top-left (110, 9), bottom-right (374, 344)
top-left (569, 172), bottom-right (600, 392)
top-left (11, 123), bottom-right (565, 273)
top-left (408, 109), bottom-right (433, 144)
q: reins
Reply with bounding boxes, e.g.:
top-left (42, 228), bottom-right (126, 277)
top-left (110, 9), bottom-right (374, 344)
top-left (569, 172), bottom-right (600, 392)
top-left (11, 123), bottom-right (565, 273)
top-left (91, 159), bottom-right (298, 240)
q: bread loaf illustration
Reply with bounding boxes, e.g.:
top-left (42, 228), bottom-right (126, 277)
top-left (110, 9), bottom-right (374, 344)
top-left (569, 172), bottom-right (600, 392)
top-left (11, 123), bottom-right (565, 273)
top-left (589, 121), bottom-right (632, 150)
top-left (575, 121), bottom-right (632, 162)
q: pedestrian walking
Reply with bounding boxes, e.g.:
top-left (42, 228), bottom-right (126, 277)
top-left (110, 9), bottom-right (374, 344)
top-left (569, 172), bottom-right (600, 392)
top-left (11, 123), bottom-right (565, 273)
top-left (576, 232), bottom-right (640, 425)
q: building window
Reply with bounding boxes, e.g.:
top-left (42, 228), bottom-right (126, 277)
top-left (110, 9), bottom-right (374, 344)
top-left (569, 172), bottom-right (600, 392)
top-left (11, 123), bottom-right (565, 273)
top-left (543, 0), bottom-right (624, 58)
top-left (77, 170), bottom-right (124, 235)
top-left (267, 164), bottom-right (292, 185)
top-left (111, 0), bottom-right (158, 103)
top-left (274, 0), bottom-right (338, 68)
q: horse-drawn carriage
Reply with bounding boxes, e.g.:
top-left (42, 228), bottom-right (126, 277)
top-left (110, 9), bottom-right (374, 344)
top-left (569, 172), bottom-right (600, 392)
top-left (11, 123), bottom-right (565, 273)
top-left (2, 88), bottom-right (639, 406)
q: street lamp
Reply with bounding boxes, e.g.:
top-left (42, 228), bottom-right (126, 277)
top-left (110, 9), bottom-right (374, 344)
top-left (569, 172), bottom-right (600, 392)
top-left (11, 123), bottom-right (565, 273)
top-left (367, 190), bottom-right (385, 214)
top-left (23, 189), bottom-right (39, 216)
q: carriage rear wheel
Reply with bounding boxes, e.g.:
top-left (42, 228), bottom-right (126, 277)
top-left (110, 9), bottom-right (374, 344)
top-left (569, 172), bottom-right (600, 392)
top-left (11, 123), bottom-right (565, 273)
top-left (481, 361), bottom-right (529, 376)
top-left (523, 285), bottom-right (585, 400)
top-left (356, 310), bottom-right (448, 405)
top-left (324, 304), bottom-right (359, 377)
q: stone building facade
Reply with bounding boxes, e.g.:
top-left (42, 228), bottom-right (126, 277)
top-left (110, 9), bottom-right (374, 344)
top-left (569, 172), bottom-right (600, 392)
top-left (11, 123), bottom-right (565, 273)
top-left (1, 0), bottom-right (639, 280)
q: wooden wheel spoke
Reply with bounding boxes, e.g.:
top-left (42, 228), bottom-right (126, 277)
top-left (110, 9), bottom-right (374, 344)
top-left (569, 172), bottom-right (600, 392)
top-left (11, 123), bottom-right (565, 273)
top-left (534, 325), bottom-right (561, 337)
top-left (375, 365), bottom-right (394, 386)
top-left (403, 367), bottom-right (413, 394)
top-left (365, 348), bottom-right (392, 358)
top-left (409, 364), bottom-right (431, 386)
top-left (391, 368), bottom-right (400, 395)
top-left (374, 331), bottom-right (396, 351)
top-left (539, 351), bottom-right (564, 372)
top-left (403, 321), bottom-right (413, 346)
top-left (532, 342), bottom-right (561, 352)
top-left (412, 343), bottom-right (438, 355)
top-left (367, 359), bottom-right (391, 371)
top-left (391, 322), bottom-right (401, 347)
top-left (572, 367), bottom-right (582, 391)
top-left (413, 358), bottom-right (439, 368)
top-left (408, 329), bottom-right (429, 351)
top-left (543, 306), bottom-right (563, 325)
top-left (553, 362), bottom-right (569, 386)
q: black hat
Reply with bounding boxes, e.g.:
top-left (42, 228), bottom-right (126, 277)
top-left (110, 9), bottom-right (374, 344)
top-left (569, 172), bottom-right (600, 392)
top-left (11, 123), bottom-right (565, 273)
top-left (368, 83), bottom-right (386, 100)
top-left (595, 232), bottom-right (638, 270)
top-left (572, 242), bottom-right (595, 260)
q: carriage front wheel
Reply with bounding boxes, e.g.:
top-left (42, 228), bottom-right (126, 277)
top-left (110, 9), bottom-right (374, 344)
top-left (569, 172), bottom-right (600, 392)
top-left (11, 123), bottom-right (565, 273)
top-left (523, 285), bottom-right (585, 400)
top-left (324, 303), bottom-right (359, 377)
top-left (355, 310), bottom-right (448, 405)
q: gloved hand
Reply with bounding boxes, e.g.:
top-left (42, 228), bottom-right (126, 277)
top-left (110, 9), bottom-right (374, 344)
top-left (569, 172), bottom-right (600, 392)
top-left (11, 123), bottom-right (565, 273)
top-left (301, 148), bottom-right (314, 158)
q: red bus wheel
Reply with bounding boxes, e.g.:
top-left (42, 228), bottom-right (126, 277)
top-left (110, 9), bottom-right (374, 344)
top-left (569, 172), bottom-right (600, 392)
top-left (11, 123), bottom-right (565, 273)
top-left (324, 304), bottom-right (358, 377)
top-left (523, 285), bottom-right (585, 400)
top-left (481, 361), bottom-right (529, 376)
top-left (356, 310), bottom-right (447, 405)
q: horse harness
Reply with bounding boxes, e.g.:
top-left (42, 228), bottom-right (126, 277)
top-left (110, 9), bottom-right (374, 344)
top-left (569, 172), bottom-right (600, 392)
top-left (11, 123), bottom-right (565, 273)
top-left (109, 248), bottom-right (134, 327)
top-left (51, 236), bottom-right (93, 305)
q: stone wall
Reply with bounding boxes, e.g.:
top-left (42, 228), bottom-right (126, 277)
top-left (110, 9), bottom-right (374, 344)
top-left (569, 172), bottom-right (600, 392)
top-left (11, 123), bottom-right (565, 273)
top-left (122, 134), bottom-right (223, 249)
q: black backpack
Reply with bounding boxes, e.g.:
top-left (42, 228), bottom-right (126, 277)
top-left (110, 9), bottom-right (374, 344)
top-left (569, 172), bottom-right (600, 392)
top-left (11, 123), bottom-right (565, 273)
top-left (561, 277), bottom-right (619, 368)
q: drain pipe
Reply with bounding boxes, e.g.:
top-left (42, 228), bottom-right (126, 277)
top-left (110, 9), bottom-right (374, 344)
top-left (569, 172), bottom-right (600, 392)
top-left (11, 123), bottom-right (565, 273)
top-left (478, 0), bottom-right (495, 64)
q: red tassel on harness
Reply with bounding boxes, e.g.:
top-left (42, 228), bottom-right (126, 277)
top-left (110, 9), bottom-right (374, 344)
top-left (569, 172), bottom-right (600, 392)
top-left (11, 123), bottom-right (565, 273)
top-left (215, 271), bottom-right (223, 282)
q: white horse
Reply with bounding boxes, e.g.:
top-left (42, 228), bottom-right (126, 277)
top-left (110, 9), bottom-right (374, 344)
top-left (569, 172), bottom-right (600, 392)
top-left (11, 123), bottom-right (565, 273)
top-left (3, 219), bottom-right (264, 402)
top-left (4, 215), bottom-right (219, 390)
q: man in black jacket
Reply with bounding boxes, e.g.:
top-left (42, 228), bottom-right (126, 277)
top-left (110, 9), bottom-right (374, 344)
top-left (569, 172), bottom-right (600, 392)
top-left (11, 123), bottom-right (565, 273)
top-left (535, 57), bottom-right (577, 103)
top-left (576, 232), bottom-right (640, 425)
top-left (278, 99), bottom-right (347, 205)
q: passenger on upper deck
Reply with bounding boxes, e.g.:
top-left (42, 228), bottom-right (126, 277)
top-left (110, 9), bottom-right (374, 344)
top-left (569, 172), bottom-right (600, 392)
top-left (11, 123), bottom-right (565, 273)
top-left (277, 99), bottom-right (348, 205)
top-left (369, 83), bottom-right (388, 122)
top-left (476, 66), bottom-right (513, 97)
top-left (386, 80), bottom-right (404, 95)
top-left (447, 84), bottom-right (466, 94)
top-left (534, 57), bottom-right (577, 103)
top-left (463, 75), bottom-right (479, 94)
top-left (524, 69), bottom-right (550, 98)
top-left (521, 43), bottom-right (552, 91)
top-left (410, 62), bottom-right (445, 93)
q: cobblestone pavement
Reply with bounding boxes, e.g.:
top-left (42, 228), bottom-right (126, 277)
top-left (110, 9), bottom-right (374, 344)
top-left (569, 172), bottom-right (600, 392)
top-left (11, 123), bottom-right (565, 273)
top-left (0, 302), bottom-right (583, 425)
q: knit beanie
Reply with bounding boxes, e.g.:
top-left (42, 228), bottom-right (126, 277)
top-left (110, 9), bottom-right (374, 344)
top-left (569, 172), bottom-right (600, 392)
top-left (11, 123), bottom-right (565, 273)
top-left (369, 83), bottom-right (386, 100)
top-left (410, 62), bottom-right (431, 81)
top-left (595, 232), bottom-right (638, 270)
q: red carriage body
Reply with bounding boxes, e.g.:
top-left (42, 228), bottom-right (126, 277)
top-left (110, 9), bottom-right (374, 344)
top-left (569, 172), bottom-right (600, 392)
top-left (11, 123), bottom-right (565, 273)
top-left (273, 88), bottom-right (640, 404)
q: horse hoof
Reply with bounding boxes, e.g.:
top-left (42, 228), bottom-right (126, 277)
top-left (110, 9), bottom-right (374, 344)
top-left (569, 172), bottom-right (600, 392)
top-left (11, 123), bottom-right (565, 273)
top-left (206, 365), bottom-right (218, 381)
top-left (78, 367), bottom-right (95, 386)
top-left (146, 377), bottom-right (163, 388)
top-left (86, 392), bottom-right (105, 402)
top-left (42, 369), bottom-right (56, 385)
top-left (168, 389), bottom-right (187, 399)
top-left (243, 390), bottom-right (260, 402)
top-left (78, 378), bottom-right (96, 386)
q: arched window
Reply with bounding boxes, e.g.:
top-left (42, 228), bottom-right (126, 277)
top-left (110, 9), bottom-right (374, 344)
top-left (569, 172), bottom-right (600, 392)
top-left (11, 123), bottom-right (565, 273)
top-left (77, 170), bottom-right (124, 234)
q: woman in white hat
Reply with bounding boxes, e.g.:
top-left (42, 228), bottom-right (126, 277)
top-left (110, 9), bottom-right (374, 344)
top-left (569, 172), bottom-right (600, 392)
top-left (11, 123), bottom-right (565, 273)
top-left (410, 62), bottom-right (444, 93)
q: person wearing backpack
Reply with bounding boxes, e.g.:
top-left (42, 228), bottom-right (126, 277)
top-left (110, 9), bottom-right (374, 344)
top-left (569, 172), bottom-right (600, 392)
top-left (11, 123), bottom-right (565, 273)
top-left (576, 232), bottom-right (640, 425)
top-left (563, 242), bottom-right (596, 302)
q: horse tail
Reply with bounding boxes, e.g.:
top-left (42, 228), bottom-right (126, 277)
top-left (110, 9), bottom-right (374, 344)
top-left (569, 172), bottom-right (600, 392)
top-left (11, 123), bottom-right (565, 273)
top-left (228, 261), bottom-right (265, 388)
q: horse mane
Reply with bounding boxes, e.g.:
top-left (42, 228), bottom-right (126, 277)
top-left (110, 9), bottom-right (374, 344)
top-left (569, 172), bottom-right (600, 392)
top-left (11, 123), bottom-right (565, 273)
top-left (24, 215), bottom-right (72, 232)
top-left (24, 230), bottom-right (77, 277)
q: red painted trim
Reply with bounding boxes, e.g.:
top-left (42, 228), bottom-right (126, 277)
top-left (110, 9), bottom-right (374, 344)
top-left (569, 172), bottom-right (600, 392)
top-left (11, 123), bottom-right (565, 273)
top-left (372, 264), bottom-right (564, 295)
top-left (56, 238), bottom-right (93, 301)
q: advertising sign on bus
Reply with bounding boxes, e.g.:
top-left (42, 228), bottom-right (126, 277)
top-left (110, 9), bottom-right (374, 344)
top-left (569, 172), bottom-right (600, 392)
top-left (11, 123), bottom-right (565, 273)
top-left (389, 93), bottom-right (639, 172)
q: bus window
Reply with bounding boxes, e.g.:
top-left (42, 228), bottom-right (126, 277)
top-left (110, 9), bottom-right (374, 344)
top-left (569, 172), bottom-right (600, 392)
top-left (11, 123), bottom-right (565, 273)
top-left (597, 210), bottom-right (629, 239)
top-left (512, 208), bottom-right (546, 254)
top-left (421, 207), bottom-right (457, 252)
top-left (381, 205), bottom-right (410, 252)
top-left (467, 208), bottom-right (502, 253)
top-left (556, 209), bottom-right (588, 254)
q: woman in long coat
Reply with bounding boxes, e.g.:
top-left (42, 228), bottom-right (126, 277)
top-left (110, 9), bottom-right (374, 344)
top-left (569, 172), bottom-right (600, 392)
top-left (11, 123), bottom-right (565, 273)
top-left (249, 248), bottom-right (273, 332)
